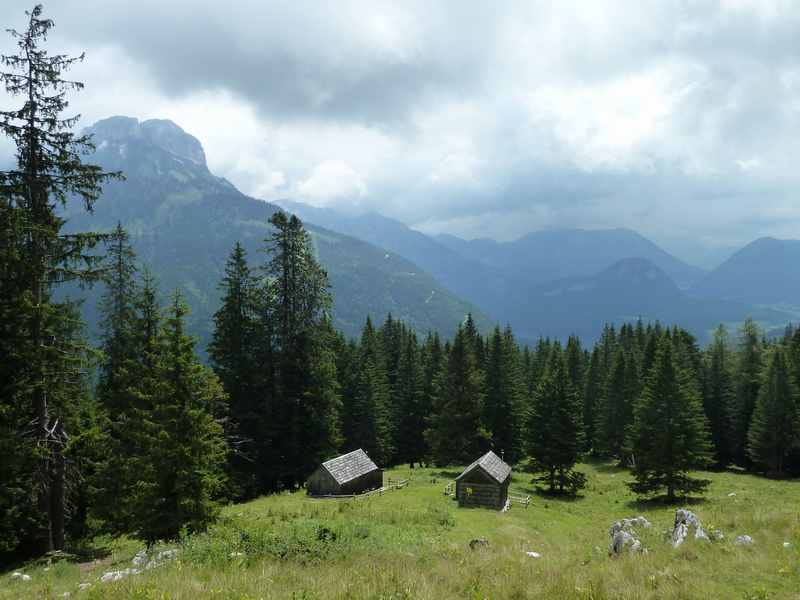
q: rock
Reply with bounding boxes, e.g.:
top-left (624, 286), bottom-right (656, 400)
top-left (525, 551), bottom-right (541, 558)
top-left (783, 541), bottom-right (792, 549)
top-left (77, 583), bottom-right (91, 591)
top-left (100, 568), bottom-right (140, 583)
top-left (735, 535), bottom-right (754, 547)
top-left (469, 538), bottom-right (489, 550)
top-left (11, 572), bottom-right (31, 582)
top-left (672, 509), bottom-right (708, 548)
top-left (131, 549), bottom-right (148, 566)
top-left (155, 549), bottom-right (179, 561)
top-left (610, 530), bottom-right (642, 555)
top-left (713, 529), bottom-right (725, 541)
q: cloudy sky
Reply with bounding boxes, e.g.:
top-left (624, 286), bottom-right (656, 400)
top-left (2, 0), bottom-right (800, 267)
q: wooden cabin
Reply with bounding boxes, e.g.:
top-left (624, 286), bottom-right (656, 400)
top-left (306, 449), bottom-right (383, 496)
top-left (455, 451), bottom-right (511, 509)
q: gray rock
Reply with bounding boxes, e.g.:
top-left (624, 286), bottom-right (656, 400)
top-left (11, 572), bottom-right (31, 582)
top-left (610, 530), bottom-right (642, 555)
top-left (469, 538), bottom-right (489, 550)
top-left (100, 568), bottom-right (140, 583)
top-left (735, 535), bottom-right (754, 546)
top-left (672, 509), bottom-right (708, 547)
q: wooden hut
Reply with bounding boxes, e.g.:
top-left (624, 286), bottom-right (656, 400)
top-left (306, 449), bottom-right (383, 496)
top-left (455, 451), bottom-right (511, 509)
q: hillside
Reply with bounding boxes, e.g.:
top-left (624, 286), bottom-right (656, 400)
top-left (3, 462), bottom-right (798, 599)
top-left (61, 117), bottom-right (489, 344)
top-left (691, 237), bottom-right (800, 306)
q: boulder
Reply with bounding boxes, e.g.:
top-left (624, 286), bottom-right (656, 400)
top-left (672, 509), bottom-right (708, 548)
top-left (11, 572), bottom-right (31, 582)
top-left (610, 530), bottom-right (642, 555)
top-left (100, 568), bottom-right (140, 583)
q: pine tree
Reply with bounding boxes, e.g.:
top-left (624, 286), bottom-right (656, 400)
top-left (426, 325), bottom-right (488, 465)
top-left (347, 318), bottom-right (393, 465)
top-left (596, 349), bottom-right (637, 459)
top-left (628, 338), bottom-right (712, 501)
top-left (582, 348), bottom-right (602, 452)
top-left (130, 291), bottom-right (227, 543)
top-left (395, 332), bottom-right (427, 467)
top-left (0, 5), bottom-right (121, 553)
top-left (263, 210), bottom-right (337, 487)
top-left (733, 319), bottom-right (763, 466)
top-left (209, 242), bottom-right (261, 498)
top-left (704, 325), bottom-right (736, 466)
top-left (524, 344), bottom-right (585, 495)
top-left (747, 347), bottom-right (800, 476)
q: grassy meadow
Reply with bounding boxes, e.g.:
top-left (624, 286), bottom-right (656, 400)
top-left (2, 461), bottom-right (799, 600)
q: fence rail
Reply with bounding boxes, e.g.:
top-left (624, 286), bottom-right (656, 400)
top-left (313, 478), bottom-right (411, 500)
top-left (508, 494), bottom-right (531, 508)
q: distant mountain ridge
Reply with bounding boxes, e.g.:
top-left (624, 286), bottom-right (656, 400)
top-left (62, 116), bottom-right (490, 346)
top-left (691, 237), bottom-right (800, 307)
top-left (277, 200), bottom-right (792, 344)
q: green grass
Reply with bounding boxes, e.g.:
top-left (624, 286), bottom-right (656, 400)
top-left (3, 462), bottom-right (800, 599)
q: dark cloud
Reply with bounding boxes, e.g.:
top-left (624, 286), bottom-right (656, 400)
top-left (2, 1), bottom-right (800, 267)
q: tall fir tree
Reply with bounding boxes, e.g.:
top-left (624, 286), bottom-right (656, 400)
top-left (747, 347), bottom-right (800, 476)
top-left (582, 347), bottom-right (602, 452)
top-left (733, 319), bottom-right (763, 466)
top-left (628, 338), bottom-right (712, 501)
top-left (704, 325), bottom-right (736, 466)
top-left (209, 242), bottom-right (262, 498)
top-left (263, 210), bottom-right (338, 487)
top-left (524, 344), bottom-right (585, 494)
top-left (426, 324), bottom-right (488, 465)
top-left (0, 5), bottom-right (121, 553)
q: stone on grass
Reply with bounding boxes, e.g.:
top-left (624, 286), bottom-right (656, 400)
top-left (469, 538), bottom-right (489, 550)
top-left (100, 568), bottom-right (140, 583)
top-left (735, 535), bottom-right (754, 547)
top-left (132, 550), bottom-right (148, 567)
top-left (727, 492), bottom-right (736, 497)
top-left (783, 542), bottom-right (792, 549)
top-left (525, 551), bottom-right (541, 558)
top-left (672, 509), bottom-right (708, 548)
top-left (11, 572), bottom-right (31, 582)
top-left (610, 530), bottom-right (642, 555)
top-left (77, 583), bottom-right (91, 591)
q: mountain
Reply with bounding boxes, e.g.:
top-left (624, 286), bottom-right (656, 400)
top-left (690, 237), bottom-right (800, 307)
top-left (505, 257), bottom-right (787, 343)
top-left (436, 228), bottom-right (707, 290)
top-left (274, 200), bottom-right (503, 310)
top-left (273, 200), bottom-right (792, 344)
top-left (62, 116), bottom-right (489, 346)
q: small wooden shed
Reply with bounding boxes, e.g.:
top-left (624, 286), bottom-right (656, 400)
top-left (306, 449), bottom-right (383, 496)
top-left (455, 451), bottom-right (512, 509)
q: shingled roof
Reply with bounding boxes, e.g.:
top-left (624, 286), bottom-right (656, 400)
top-left (321, 449), bottom-right (379, 485)
top-left (456, 451), bottom-right (511, 484)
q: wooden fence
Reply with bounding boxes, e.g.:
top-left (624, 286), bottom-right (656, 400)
top-left (508, 494), bottom-right (531, 508)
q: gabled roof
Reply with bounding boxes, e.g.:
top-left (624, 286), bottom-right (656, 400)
top-left (321, 449), bottom-right (379, 485)
top-left (456, 451), bottom-right (511, 484)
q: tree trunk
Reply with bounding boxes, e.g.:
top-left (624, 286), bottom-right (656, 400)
top-left (51, 420), bottom-right (66, 550)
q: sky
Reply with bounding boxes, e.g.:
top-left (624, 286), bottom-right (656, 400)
top-left (2, 0), bottom-right (800, 268)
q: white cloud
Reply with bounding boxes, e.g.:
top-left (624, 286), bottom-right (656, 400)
top-left (297, 160), bottom-right (367, 206)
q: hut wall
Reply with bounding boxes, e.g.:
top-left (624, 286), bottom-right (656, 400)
top-left (307, 467), bottom-right (340, 496)
top-left (341, 469), bottom-right (383, 495)
top-left (456, 481), bottom-right (504, 508)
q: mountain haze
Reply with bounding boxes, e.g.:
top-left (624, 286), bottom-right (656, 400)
top-left (62, 117), bottom-right (489, 345)
top-left (691, 237), bottom-right (800, 307)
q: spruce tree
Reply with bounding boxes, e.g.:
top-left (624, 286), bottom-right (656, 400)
top-left (209, 242), bottom-right (261, 498)
top-left (395, 332), bottom-right (427, 467)
top-left (733, 319), bottom-right (763, 466)
top-left (747, 347), bottom-right (800, 476)
top-left (134, 291), bottom-right (227, 543)
top-left (704, 325), bottom-right (736, 466)
top-left (0, 5), bottom-right (121, 553)
top-left (426, 325), bottom-right (488, 465)
top-left (263, 210), bottom-right (338, 487)
top-left (582, 348), bottom-right (602, 452)
top-left (524, 344), bottom-right (585, 494)
top-left (628, 338), bottom-right (712, 501)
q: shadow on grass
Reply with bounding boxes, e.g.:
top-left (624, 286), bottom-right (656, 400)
top-left (517, 486), bottom-right (585, 503)
top-left (0, 542), bottom-right (112, 575)
top-left (625, 496), bottom-right (708, 510)
top-left (581, 457), bottom-right (627, 473)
